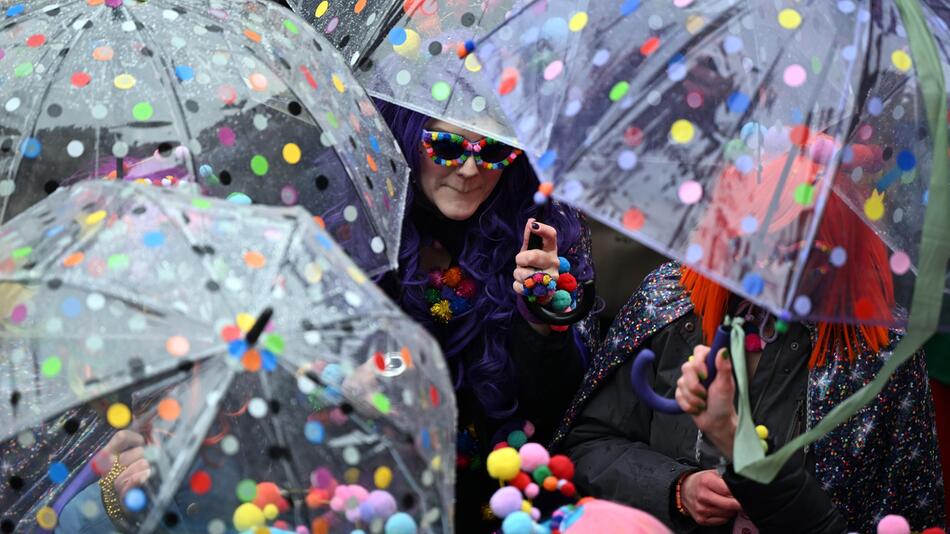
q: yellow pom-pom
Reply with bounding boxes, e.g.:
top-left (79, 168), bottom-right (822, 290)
top-left (486, 447), bottom-right (521, 481)
top-left (263, 503), bottom-right (279, 520)
top-left (755, 425), bottom-right (769, 440)
top-left (430, 300), bottom-right (452, 323)
top-left (233, 503), bottom-right (265, 531)
top-left (521, 500), bottom-right (532, 513)
top-left (541, 274), bottom-right (551, 285)
top-left (374, 466), bottom-right (393, 489)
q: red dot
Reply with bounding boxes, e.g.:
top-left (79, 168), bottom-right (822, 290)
top-left (71, 72), bottom-right (91, 88)
top-left (373, 352), bottom-right (386, 371)
top-left (190, 470), bottom-right (212, 494)
top-left (623, 127), bottom-right (643, 147)
top-left (428, 384), bottom-right (440, 406)
top-left (26, 34), bottom-right (46, 47)
top-left (854, 297), bottom-right (875, 321)
top-left (640, 36), bottom-right (660, 56)
top-left (217, 85), bottom-right (237, 105)
top-left (789, 125), bottom-right (811, 146)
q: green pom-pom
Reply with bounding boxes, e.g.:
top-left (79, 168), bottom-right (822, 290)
top-left (507, 430), bottom-right (527, 449)
top-left (425, 288), bottom-right (441, 305)
top-left (532, 465), bottom-right (552, 484)
top-left (775, 320), bottom-right (789, 334)
top-left (550, 290), bottom-right (571, 312)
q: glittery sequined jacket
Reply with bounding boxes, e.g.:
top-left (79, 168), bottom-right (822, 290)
top-left (555, 262), bottom-right (945, 533)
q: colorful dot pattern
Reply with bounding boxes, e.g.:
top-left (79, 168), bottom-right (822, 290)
top-left (0, 0), bottom-right (408, 277)
top-left (476, 0), bottom-right (948, 328)
top-left (0, 181), bottom-right (454, 531)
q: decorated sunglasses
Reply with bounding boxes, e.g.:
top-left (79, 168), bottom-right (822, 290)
top-left (421, 129), bottom-right (522, 170)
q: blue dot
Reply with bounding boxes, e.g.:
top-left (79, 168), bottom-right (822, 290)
top-left (369, 135), bottom-right (380, 153)
top-left (61, 298), bottom-right (82, 318)
top-left (48, 462), bottom-right (69, 483)
top-left (388, 27), bottom-right (407, 46)
top-left (199, 164), bottom-right (213, 178)
top-left (896, 150), bottom-right (915, 171)
top-left (727, 92), bottom-right (750, 114)
top-left (6, 4), bottom-right (24, 17)
top-left (315, 234), bottom-right (334, 250)
top-left (420, 427), bottom-right (431, 450)
top-left (124, 488), bottom-right (147, 512)
top-left (741, 273), bottom-right (764, 297)
top-left (226, 192), bottom-right (252, 205)
top-left (304, 421), bottom-right (325, 443)
top-left (45, 225), bottom-right (64, 238)
top-left (537, 150), bottom-right (557, 169)
top-left (20, 137), bottom-right (41, 159)
top-left (174, 65), bottom-right (194, 82)
top-left (867, 97), bottom-right (883, 116)
top-left (735, 155), bottom-right (754, 173)
top-left (228, 339), bottom-right (247, 357)
top-left (620, 0), bottom-right (640, 16)
top-left (840, 145), bottom-right (855, 165)
top-left (668, 53), bottom-right (686, 67)
top-left (142, 231), bottom-right (165, 248)
top-left (261, 350), bottom-right (277, 371)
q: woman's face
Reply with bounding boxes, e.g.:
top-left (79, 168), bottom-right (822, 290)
top-left (417, 119), bottom-right (506, 221)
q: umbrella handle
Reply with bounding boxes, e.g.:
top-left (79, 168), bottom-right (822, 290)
top-left (629, 325), bottom-right (730, 414)
top-left (522, 232), bottom-right (597, 326)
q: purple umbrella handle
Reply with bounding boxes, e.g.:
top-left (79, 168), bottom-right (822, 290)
top-left (630, 326), bottom-right (731, 414)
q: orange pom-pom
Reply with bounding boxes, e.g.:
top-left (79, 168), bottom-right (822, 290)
top-left (305, 489), bottom-right (328, 509)
top-left (543, 476), bottom-right (558, 492)
top-left (524, 277), bottom-right (536, 288)
top-left (538, 182), bottom-right (555, 196)
top-left (556, 273), bottom-right (577, 293)
top-left (442, 266), bottom-right (463, 288)
top-left (253, 482), bottom-right (290, 513)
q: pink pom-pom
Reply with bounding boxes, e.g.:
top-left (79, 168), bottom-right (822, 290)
top-left (329, 496), bottom-right (344, 512)
top-left (296, 527), bottom-right (310, 534)
top-left (489, 486), bottom-right (524, 518)
top-left (427, 269), bottom-right (444, 289)
top-left (807, 136), bottom-right (836, 165)
top-left (349, 485), bottom-right (369, 501)
top-left (518, 443), bottom-right (550, 472)
top-left (523, 421), bottom-right (535, 438)
top-left (524, 483), bottom-right (539, 499)
top-left (877, 515), bottom-right (911, 534)
top-left (345, 507), bottom-right (362, 522)
top-left (530, 508), bottom-right (541, 521)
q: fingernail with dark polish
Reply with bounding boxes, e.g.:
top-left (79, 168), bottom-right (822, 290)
top-left (531, 222), bottom-right (540, 230)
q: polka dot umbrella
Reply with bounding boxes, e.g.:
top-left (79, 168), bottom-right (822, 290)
top-left (0, 0), bottom-right (409, 277)
top-left (472, 0), bottom-right (950, 331)
top-left (0, 181), bottom-right (454, 533)
top-left (288, 0), bottom-right (522, 145)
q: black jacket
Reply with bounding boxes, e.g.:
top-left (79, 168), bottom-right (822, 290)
top-left (562, 310), bottom-right (848, 534)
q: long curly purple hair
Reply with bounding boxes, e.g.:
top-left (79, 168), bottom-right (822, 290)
top-left (375, 100), bottom-right (593, 418)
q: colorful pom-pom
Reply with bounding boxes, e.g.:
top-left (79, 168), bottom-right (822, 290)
top-left (430, 301), bottom-right (452, 323)
top-left (455, 278), bottom-right (477, 298)
top-left (555, 272), bottom-right (577, 293)
top-left (501, 511), bottom-right (534, 534)
top-left (548, 455), bottom-right (575, 480)
top-left (524, 483), bottom-right (539, 499)
top-left (877, 515), bottom-right (910, 534)
top-left (532, 465), bottom-right (552, 485)
top-left (559, 481), bottom-right (576, 497)
top-left (507, 430), bottom-right (528, 449)
top-left (424, 288), bottom-right (441, 305)
top-left (442, 266), bottom-right (463, 288)
top-left (542, 476), bottom-right (558, 492)
top-left (456, 39), bottom-right (476, 58)
top-left (550, 290), bottom-right (572, 312)
top-left (233, 503), bottom-right (266, 531)
top-left (490, 486), bottom-right (524, 518)
top-left (384, 512), bottom-right (418, 534)
top-left (518, 443), bottom-right (550, 472)
top-left (487, 447), bottom-right (522, 481)
top-left (557, 256), bottom-right (571, 274)
top-left (448, 295), bottom-right (471, 314)
top-left (427, 269), bottom-right (444, 289)
top-left (510, 472), bottom-right (531, 491)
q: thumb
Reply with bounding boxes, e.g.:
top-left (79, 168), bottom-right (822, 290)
top-left (712, 348), bottom-right (735, 394)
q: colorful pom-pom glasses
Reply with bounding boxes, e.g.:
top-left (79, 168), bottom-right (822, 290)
top-left (420, 129), bottom-right (522, 170)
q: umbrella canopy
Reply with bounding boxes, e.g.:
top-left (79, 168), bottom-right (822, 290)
top-left (473, 0), bottom-right (950, 329)
top-left (289, 0), bottom-right (521, 144)
top-left (0, 181), bottom-right (454, 532)
top-left (0, 0), bottom-right (409, 276)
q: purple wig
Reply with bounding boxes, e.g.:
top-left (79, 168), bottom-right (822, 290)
top-left (374, 99), bottom-right (595, 419)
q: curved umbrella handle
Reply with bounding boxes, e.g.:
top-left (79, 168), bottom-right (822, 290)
top-left (521, 228), bottom-right (597, 326)
top-left (630, 325), bottom-right (731, 414)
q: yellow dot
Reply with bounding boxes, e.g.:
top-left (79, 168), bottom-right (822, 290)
top-left (344, 467), bottom-right (360, 484)
top-left (314, 0), bottom-right (329, 17)
top-left (332, 74), bottom-right (345, 93)
top-left (431, 455), bottom-right (442, 470)
top-left (755, 424), bottom-right (769, 440)
top-left (85, 210), bottom-right (107, 225)
top-left (374, 466), bottom-right (393, 489)
top-left (236, 313), bottom-right (255, 333)
top-left (777, 8), bottom-right (802, 29)
top-left (107, 402), bottom-right (132, 428)
top-left (891, 50), bottom-right (912, 72)
top-left (569, 12), bottom-right (588, 32)
top-left (36, 506), bottom-right (57, 529)
top-left (464, 53), bottom-right (482, 73)
top-left (686, 15), bottom-right (705, 34)
top-left (864, 191), bottom-right (885, 221)
top-left (670, 119), bottom-right (695, 144)
top-left (282, 143), bottom-right (301, 164)
top-left (114, 73), bottom-right (136, 90)
top-left (347, 266), bottom-right (367, 284)
top-left (263, 503), bottom-right (278, 520)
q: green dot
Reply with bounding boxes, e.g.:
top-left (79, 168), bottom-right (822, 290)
top-left (609, 81), bottom-right (630, 102)
top-left (431, 81), bottom-right (451, 101)
top-left (132, 102), bottom-right (154, 121)
top-left (14, 63), bottom-right (33, 78)
top-left (283, 19), bottom-right (299, 34)
top-left (810, 56), bottom-right (822, 74)
top-left (11, 246), bottom-right (32, 259)
top-left (793, 183), bottom-right (815, 206)
top-left (325, 111), bottom-right (339, 129)
top-left (723, 139), bottom-right (748, 161)
top-left (191, 197), bottom-right (211, 209)
top-left (41, 357), bottom-right (62, 377)
top-left (263, 334), bottom-right (284, 355)
top-left (371, 392), bottom-right (391, 414)
top-left (107, 254), bottom-right (130, 270)
top-left (250, 155), bottom-right (269, 176)
top-left (236, 479), bottom-right (257, 502)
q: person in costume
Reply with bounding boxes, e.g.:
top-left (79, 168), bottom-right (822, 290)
top-left (371, 100), bottom-right (597, 529)
top-left (555, 134), bottom-right (944, 533)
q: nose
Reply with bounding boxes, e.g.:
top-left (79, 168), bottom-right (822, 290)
top-left (456, 155), bottom-right (480, 178)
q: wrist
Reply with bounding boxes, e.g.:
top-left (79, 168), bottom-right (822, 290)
top-left (674, 471), bottom-right (695, 518)
top-left (706, 414), bottom-right (738, 459)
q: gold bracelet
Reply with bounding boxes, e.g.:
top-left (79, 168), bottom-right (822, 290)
top-left (99, 457), bottom-right (130, 530)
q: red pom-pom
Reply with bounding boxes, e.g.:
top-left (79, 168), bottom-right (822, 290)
top-left (550, 325), bottom-right (569, 333)
top-left (510, 472), bottom-right (531, 490)
top-left (556, 273), bottom-right (577, 293)
top-left (548, 455), bottom-right (574, 480)
top-left (922, 529), bottom-right (945, 534)
top-left (456, 278), bottom-right (477, 298)
top-left (559, 481), bottom-right (576, 497)
top-left (493, 441), bottom-right (509, 451)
